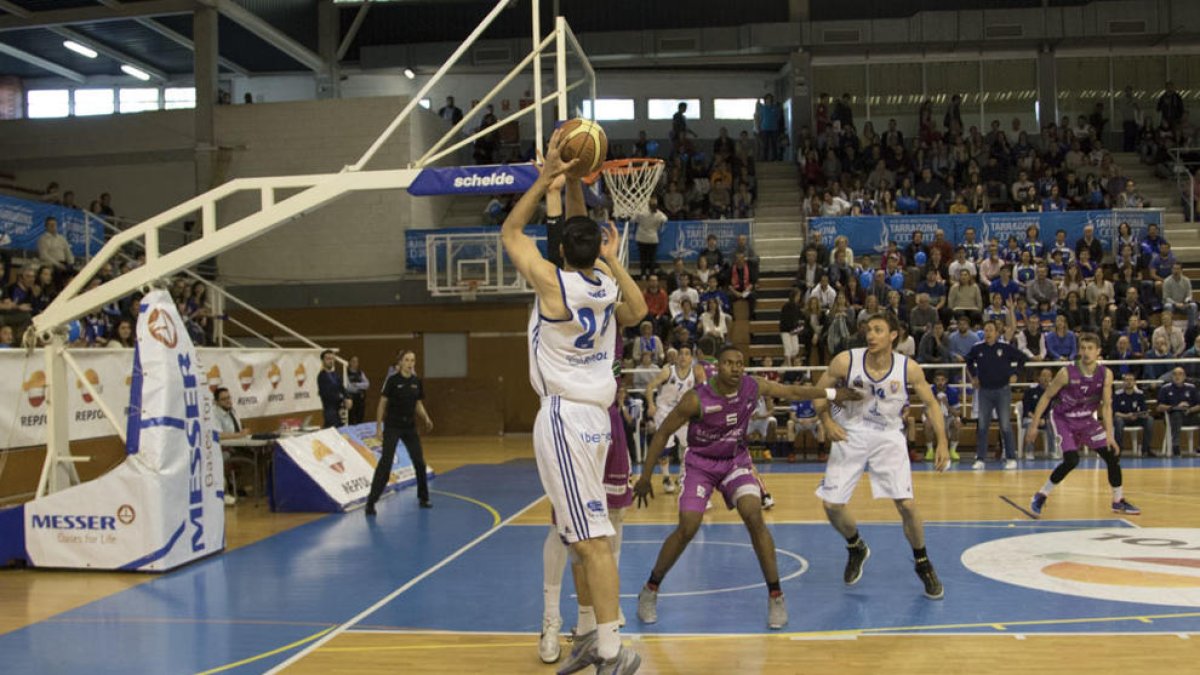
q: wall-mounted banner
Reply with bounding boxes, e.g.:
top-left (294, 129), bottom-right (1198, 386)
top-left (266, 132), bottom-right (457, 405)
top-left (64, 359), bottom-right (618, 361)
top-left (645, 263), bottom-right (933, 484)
top-left (0, 348), bottom-right (322, 451)
top-left (807, 210), bottom-right (1161, 260)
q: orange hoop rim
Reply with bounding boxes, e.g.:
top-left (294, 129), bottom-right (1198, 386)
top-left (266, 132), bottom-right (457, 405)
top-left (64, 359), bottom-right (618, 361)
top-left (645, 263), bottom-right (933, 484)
top-left (583, 157), bottom-right (663, 184)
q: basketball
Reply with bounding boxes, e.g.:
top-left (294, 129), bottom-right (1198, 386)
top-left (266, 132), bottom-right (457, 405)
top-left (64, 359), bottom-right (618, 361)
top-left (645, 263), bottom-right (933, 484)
top-left (558, 118), bottom-right (607, 177)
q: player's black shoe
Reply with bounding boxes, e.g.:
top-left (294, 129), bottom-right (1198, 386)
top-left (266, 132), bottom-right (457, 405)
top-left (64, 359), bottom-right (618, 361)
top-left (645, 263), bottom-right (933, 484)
top-left (844, 540), bottom-right (870, 585)
top-left (915, 559), bottom-right (944, 600)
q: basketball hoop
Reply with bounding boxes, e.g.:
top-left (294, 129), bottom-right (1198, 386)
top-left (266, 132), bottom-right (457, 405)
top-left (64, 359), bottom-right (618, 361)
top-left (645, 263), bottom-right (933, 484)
top-left (461, 279), bottom-right (479, 302)
top-left (588, 158), bottom-right (664, 220)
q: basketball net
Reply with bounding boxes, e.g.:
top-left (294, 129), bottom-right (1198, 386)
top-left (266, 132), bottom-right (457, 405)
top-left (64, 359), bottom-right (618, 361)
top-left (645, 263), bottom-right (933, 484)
top-left (593, 158), bottom-right (664, 220)
top-left (461, 279), bottom-right (479, 302)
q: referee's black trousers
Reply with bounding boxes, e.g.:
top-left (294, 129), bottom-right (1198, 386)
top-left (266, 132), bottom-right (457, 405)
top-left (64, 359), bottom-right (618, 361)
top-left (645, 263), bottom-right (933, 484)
top-left (368, 425), bottom-right (428, 506)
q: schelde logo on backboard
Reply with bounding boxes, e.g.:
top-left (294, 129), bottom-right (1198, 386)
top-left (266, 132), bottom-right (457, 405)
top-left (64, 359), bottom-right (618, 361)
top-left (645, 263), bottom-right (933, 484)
top-left (408, 164), bottom-right (538, 196)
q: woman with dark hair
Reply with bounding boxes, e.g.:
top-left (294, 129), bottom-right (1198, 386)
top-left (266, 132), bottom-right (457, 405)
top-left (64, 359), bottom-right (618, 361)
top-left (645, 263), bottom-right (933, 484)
top-left (106, 319), bottom-right (135, 348)
top-left (32, 265), bottom-right (56, 314)
top-left (345, 355), bottom-right (370, 425)
top-left (369, 349), bottom-right (434, 514)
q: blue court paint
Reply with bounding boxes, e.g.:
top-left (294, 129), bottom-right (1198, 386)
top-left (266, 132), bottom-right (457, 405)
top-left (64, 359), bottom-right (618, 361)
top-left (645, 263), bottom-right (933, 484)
top-left (2, 460), bottom-right (1197, 675)
top-left (0, 463), bottom-right (544, 674)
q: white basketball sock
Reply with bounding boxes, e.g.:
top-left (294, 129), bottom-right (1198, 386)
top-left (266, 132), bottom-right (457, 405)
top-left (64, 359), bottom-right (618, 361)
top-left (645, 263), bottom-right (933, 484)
top-left (596, 620), bottom-right (620, 660)
top-left (542, 526), bottom-right (568, 620)
top-left (609, 509), bottom-right (625, 570)
top-left (577, 606), bottom-right (597, 634)
top-left (1040, 479), bottom-right (1057, 495)
top-left (1112, 486), bottom-right (1123, 502)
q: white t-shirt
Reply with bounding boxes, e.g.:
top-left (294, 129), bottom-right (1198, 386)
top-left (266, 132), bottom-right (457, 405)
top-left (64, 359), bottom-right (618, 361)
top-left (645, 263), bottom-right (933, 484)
top-left (635, 209), bottom-right (667, 245)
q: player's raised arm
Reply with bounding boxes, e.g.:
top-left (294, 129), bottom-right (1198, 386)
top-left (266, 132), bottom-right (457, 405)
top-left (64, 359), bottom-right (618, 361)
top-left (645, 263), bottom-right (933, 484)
top-left (594, 221), bottom-right (648, 326)
top-left (908, 360), bottom-right (949, 472)
top-left (500, 128), bottom-right (578, 304)
top-left (1024, 367), bottom-right (1069, 447)
top-left (755, 376), bottom-right (861, 405)
top-left (634, 390), bottom-right (700, 507)
top-left (813, 351), bottom-right (852, 442)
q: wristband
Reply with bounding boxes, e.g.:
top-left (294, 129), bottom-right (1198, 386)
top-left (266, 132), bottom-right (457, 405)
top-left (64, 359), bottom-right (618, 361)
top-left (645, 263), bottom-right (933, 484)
top-left (825, 388), bottom-right (837, 401)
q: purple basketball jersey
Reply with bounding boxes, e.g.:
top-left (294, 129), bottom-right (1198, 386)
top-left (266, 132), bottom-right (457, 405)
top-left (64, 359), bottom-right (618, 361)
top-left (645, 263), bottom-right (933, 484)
top-left (686, 376), bottom-right (759, 460)
top-left (1054, 362), bottom-right (1107, 419)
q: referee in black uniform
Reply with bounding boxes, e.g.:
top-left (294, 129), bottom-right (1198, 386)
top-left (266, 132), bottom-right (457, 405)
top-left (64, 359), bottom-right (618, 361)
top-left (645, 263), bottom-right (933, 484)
top-left (367, 350), bottom-right (434, 515)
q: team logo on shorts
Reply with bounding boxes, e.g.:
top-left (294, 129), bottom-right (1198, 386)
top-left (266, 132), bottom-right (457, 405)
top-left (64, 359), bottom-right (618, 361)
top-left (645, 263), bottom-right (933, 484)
top-left (585, 499), bottom-right (605, 516)
top-left (962, 528), bottom-right (1200, 607)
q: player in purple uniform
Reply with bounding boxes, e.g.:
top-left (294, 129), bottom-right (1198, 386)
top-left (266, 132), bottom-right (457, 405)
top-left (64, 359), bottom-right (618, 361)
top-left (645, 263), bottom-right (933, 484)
top-left (631, 345), bottom-right (859, 629)
top-left (1024, 332), bottom-right (1140, 517)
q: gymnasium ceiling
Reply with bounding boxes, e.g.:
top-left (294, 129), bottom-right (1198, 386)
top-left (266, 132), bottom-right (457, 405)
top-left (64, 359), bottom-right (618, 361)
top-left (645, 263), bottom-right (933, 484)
top-left (0, 0), bottom-right (1105, 81)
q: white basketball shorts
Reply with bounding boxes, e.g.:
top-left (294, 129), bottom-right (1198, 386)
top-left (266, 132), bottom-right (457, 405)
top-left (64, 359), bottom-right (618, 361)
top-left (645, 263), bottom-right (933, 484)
top-left (534, 396), bottom-right (616, 544)
top-left (815, 426), bottom-right (914, 504)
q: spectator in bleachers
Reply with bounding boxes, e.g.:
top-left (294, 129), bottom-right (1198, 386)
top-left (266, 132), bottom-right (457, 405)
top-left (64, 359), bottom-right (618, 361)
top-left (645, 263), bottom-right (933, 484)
top-left (1026, 264), bottom-right (1059, 312)
top-left (699, 276), bottom-right (731, 314)
top-left (1112, 372), bottom-right (1155, 457)
top-left (672, 298), bottom-right (699, 345)
top-left (1183, 335), bottom-right (1200, 379)
top-left (1016, 318), bottom-right (1046, 361)
top-left (1163, 262), bottom-right (1198, 331)
top-left (1045, 315), bottom-right (1078, 361)
top-left (8, 265), bottom-right (36, 314)
top-left (667, 273), bottom-right (698, 319)
top-left (1059, 265), bottom-right (1086, 303)
top-left (1153, 309), bottom-right (1186, 356)
top-left (1075, 224), bottom-right (1104, 264)
top-left (948, 315), bottom-right (981, 364)
top-left (633, 320), bottom-right (665, 365)
top-left (908, 293), bottom-right (939, 339)
top-left (1149, 241), bottom-right (1177, 293)
top-left (1158, 367), bottom-right (1200, 457)
top-left (32, 265), bottom-right (55, 314)
top-left (918, 320), bottom-right (952, 364)
top-left (694, 256), bottom-right (712, 287)
top-left (1158, 81), bottom-right (1186, 131)
top-left (1144, 334), bottom-right (1177, 382)
top-left (642, 273), bottom-right (669, 330)
top-left (1117, 179), bottom-right (1146, 208)
top-left (795, 247), bottom-right (823, 293)
top-left (634, 198), bottom-right (667, 279)
top-left (728, 252), bottom-right (756, 318)
top-left (949, 269), bottom-right (983, 323)
top-left (780, 288), bottom-right (803, 364)
top-left (698, 235), bottom-right (725, 279)
top-left (1111, 335), bottom-right (1140, 379)
top-left (105, 319), bottom-right (134, 349)
top-left (948, 247), bottom-right (977, 283)
top-left (437, 96), bottom-right (463, 124)
top-left (734, 235), bottom-right (760, 279)
top-left (700, 298), bottom-right (730, 343)
top-left (37, 217), bottom-right (74, 276)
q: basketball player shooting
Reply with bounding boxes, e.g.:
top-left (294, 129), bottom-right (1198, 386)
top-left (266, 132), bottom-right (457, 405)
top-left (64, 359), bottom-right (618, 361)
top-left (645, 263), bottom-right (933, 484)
top-left (811, 313), bottom-right (950, 600)
top-left (502, 127), bottom-right (646, 675)
top-left (631, 345), bottom-right (860, 629)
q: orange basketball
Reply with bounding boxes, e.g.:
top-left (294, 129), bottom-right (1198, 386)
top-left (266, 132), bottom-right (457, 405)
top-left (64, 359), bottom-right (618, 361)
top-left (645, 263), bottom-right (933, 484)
top-left (558, 118), bottom-right (608, 177)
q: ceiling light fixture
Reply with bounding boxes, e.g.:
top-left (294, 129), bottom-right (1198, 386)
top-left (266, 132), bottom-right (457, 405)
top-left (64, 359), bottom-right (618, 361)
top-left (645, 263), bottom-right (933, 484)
top-left (121, 64), bottom-right (151, 81)
top-left (404, 68), bottom-right (415, 79)
top-left (63, 40), bottom-right (98, 59)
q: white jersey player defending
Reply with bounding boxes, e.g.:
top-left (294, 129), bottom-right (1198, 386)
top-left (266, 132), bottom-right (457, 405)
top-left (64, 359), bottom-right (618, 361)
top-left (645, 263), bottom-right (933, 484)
top-left (811, 312), bottom-right (950, 600)
top-left (502, 129), bottom-right (646, 675)
top-left (643, 346), bottom-right (706, 493)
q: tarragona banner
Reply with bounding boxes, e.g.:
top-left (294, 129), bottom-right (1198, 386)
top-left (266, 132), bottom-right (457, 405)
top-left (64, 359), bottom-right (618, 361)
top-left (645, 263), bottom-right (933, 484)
top-left (22, 290), bottom-right (224, 570)
top-left (807, 209), bottom-right (1163, 259)
top-left (0, 347), bottom-right (322, 451)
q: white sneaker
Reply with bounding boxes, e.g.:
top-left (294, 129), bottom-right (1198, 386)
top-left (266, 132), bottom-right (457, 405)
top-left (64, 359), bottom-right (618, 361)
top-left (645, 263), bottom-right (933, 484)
top-left (1004, 459), bottom-right (1017, 470)
top-left (538, 616), bottom-right (562, 664)
top-left (618, 608), bottom-right (626, 628)
top-left (223, 493), bottom-right (237, 507)
top-left (762, 493), bottom-right (776, 510)
top-left (663, 477), bottom-right (676, 494)
top-left (972, 460), bottom-right (985, 471)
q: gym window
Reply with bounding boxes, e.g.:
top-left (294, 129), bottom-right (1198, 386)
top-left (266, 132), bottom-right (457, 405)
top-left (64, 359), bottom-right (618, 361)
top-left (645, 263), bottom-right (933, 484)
top-left (714, 98), bottom-right (758, 120)
top-left (27, 90), bottom-right (69, 119)
top-left (164, 87), bottom-right (196, 110)
top-left (118, 88), bottom-right (159, 114)
top-left (648, 98), bottom-right (701, 120)
top-left (580, 98), bottom-right (636, 121)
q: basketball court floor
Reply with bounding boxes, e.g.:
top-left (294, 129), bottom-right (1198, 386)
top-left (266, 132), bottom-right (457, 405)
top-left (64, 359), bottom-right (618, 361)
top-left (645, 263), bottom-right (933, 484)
top-left (1, 437), bottom-right (1198, 674)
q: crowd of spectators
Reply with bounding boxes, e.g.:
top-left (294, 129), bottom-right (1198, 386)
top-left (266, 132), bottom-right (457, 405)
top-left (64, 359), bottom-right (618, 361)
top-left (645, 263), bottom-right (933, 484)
top-left (794, 84), bottom-right (1193, 218)
top-left (782, 220), bottom-right (1200, 455)
top-left (1, 184), bottom-right (216, 349)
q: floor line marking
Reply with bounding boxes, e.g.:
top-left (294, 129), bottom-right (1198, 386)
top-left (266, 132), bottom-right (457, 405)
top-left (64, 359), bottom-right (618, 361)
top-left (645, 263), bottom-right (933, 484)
top-left (196, 626), bottom-right (334, 675)
top-left (263, 495), bottom-right (545, 674)
top-left (999, 495), bottom-right (1038, 520)
top-left (429, 489), bottom-right (501, 526)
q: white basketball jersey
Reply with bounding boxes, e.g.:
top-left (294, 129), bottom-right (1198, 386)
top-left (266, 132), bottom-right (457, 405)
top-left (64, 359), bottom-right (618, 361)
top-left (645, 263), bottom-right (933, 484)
top-left (833, 347), bottom-right (910, 433)
top-left (656, 363), bottom-right (695, 413)
top-left (528, 268), bottom-right (618, 408)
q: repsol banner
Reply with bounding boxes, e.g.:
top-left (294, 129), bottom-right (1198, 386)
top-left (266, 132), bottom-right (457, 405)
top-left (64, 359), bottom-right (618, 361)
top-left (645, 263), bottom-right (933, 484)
top-left (0, 348), bottom-right (321, 451)
top-left (807, 210), bottom-right (1162, 259)
top-left (0, 194), bottom-right (105, 258)
top-left (405, 219), bottom-right (752, 271)
top-left (22, 290), bottom-right (224, 571)
top-left (408, 163), bottom-right (540, 196)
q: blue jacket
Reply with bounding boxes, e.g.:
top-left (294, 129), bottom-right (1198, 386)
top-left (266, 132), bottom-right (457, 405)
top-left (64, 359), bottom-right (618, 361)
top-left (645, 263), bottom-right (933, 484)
top-left (1044, 331), bottom-right (1077, 360)
top-left (966, 340), bottom-right (1027, 389)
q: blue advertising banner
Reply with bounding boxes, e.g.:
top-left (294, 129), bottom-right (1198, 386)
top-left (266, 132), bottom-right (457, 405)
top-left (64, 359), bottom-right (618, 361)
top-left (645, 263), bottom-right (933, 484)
top-left (0, 195), bottom-right (105, 258)
top-left (807, 210), bottom-right (1162, 260)
top-left (404, 219), bottom-right (753, 271)
top-left (408, 163), bottom-right (540, 196)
